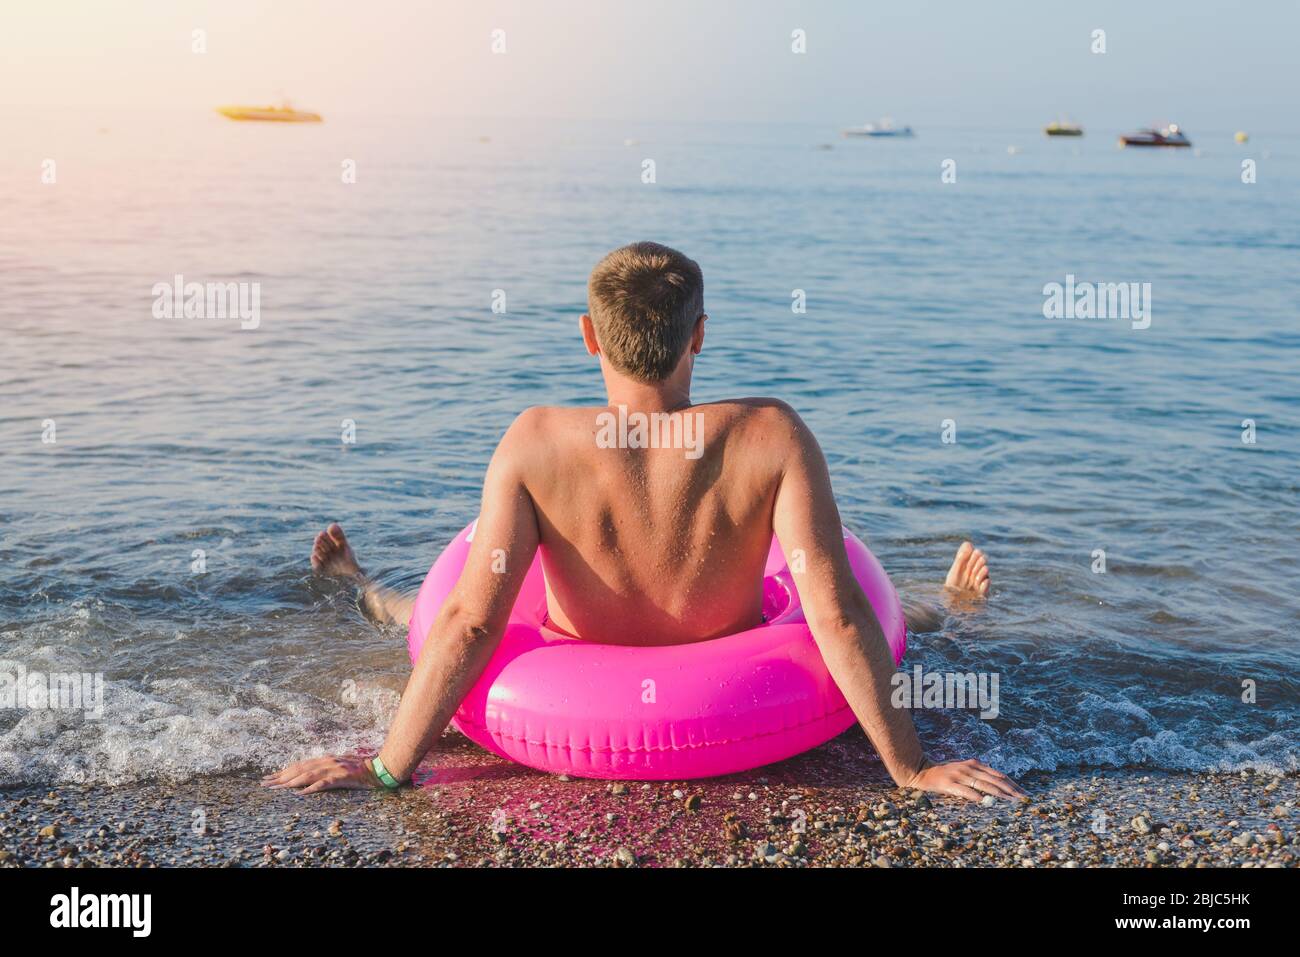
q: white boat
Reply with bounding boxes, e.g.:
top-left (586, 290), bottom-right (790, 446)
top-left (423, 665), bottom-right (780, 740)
top-left (1118, 124), bottom-right (1191, 148)
top-left (842, 118), bottom-right (914, 138)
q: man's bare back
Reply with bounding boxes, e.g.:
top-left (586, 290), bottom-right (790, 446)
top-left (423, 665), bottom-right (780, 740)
top-left (516, 399), bottom-right (793, 645)
top-left (271, 242), bottom-right (1020, 803)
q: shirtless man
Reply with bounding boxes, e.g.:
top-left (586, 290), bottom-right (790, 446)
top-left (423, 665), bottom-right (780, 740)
top-left (265, 242), bottom-right (1021, 802)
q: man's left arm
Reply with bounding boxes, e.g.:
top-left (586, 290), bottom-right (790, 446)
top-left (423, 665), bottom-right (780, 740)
top-left (263, 413), bottom-right (541, 792)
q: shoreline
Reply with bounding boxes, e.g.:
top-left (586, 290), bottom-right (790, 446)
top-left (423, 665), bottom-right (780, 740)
top-left (2, 735), bottom-right (1294, 868)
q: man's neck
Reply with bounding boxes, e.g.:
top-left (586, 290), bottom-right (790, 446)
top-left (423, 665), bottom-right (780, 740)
top-left (601, 367), bottom-right (693, 414)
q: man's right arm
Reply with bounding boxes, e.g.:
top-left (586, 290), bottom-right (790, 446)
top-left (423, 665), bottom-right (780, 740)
top-left (767, 403), bottom-right (1024, 802)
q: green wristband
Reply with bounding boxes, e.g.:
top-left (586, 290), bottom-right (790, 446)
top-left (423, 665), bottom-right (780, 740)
top-left (370, 756), bottom-right (401, 789)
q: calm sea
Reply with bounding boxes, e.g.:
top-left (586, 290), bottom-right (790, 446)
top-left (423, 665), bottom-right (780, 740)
top-left (2, 110), bottom-right (1297, 784)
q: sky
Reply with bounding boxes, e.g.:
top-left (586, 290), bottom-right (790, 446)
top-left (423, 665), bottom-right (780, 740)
top-left (2, 0), bottom-right (1296, 131)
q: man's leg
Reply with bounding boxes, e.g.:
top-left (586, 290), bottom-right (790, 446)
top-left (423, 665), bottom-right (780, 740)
top-left (312, 523), bottom-right (416, 627)
top-left (900, 541), bottom-right (990, 633)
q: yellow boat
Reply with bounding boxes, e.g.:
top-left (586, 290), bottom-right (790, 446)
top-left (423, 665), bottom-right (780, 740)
top-left (216, 103), bottom-right (322, 123)
top-left (1044, 120), bottom-right (1083, 137)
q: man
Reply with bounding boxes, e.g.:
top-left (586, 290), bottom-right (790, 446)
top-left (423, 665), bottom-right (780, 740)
top-left (265, 242), bottom-right (1021, 802)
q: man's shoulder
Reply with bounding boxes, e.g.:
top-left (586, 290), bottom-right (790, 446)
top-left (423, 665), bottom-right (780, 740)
top-left (498, 405), bottom-right (600, 453)
top-left (706, 396), bottom-right (800, 418)
top-left (507, 404), bottom-right (603, 433)
top-left (704, 397), bottom-right (806, 433)
top-left (713, 398), bottom-right (822, 460)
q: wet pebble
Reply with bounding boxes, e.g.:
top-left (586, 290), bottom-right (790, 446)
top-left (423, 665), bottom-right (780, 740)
top-left (616, 842), bottom-right (642, 868)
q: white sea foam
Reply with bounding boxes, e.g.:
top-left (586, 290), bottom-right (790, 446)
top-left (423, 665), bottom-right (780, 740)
top-left (0, 675), bottom-right (399, 786)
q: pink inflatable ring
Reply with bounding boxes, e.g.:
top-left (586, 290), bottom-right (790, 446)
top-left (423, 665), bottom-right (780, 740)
top-left (407, 522), bottom-right (906, 780)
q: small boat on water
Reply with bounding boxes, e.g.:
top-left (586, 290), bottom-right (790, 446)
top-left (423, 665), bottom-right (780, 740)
top-left (842, 118), bottom-right (914, 138)
top-left (1044, 119), bottom-right (1083, 137)
top-left (1119, 124), bottom-right (1190, 148)
top-left (216, 102), bottom-right (322, 123)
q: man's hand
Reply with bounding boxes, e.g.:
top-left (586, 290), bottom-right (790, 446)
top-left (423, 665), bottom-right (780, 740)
top-left (261, 755), bottom-right (383, 794)
top-left (905, 758), bottom-right (1026, 802)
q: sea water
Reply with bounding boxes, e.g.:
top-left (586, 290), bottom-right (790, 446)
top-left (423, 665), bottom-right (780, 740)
top-left (1, 110), bottom-right (1296, 784)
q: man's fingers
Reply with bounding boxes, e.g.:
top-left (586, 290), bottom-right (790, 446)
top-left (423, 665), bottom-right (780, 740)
top-left (969, 765), bottom-right (1009, 785)
top-left (971, 774), bottom-right (1019, 800)
top-left (971, 770), bottom-right (1026, 800)
top-left (263, 761), bottom-right (308, 779)
top-left (969, 760), bottom-right (1010, 780)
top-left (271, 770), bottom-right (335, 793)
top-left (266, 757), bottom-right (333, 779)
top-left (267, 770), bottom-right (320, 790)
top-left (974, 762), bottom-right (1027, 797)
top-left (947, 781), bottom-right (985, 802)
top-left (261, 767), bottom-right (297, 785)
top-left (961, 760), bottom-right (1026, 798)
top-left (262, 756), bottom-right (374, 793)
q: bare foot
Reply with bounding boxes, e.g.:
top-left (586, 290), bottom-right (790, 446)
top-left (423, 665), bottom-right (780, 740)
top-left (902, 542), bottom-right (992, 633)
top-left (943, 541), bottom-right (990, 598)
top-left (311, 523), bottom-right (364, 580)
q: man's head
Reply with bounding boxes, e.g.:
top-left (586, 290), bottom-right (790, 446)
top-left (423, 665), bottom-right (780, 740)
top-left (584, 242), bottom-right (705, 383)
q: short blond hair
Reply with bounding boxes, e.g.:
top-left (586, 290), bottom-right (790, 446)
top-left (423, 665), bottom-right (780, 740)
top-left (587, 242), bottom-right (704, 382)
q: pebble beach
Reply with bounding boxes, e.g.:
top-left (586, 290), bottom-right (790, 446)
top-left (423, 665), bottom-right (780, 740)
top-left (3, 731), bottom-right (1294, 869)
